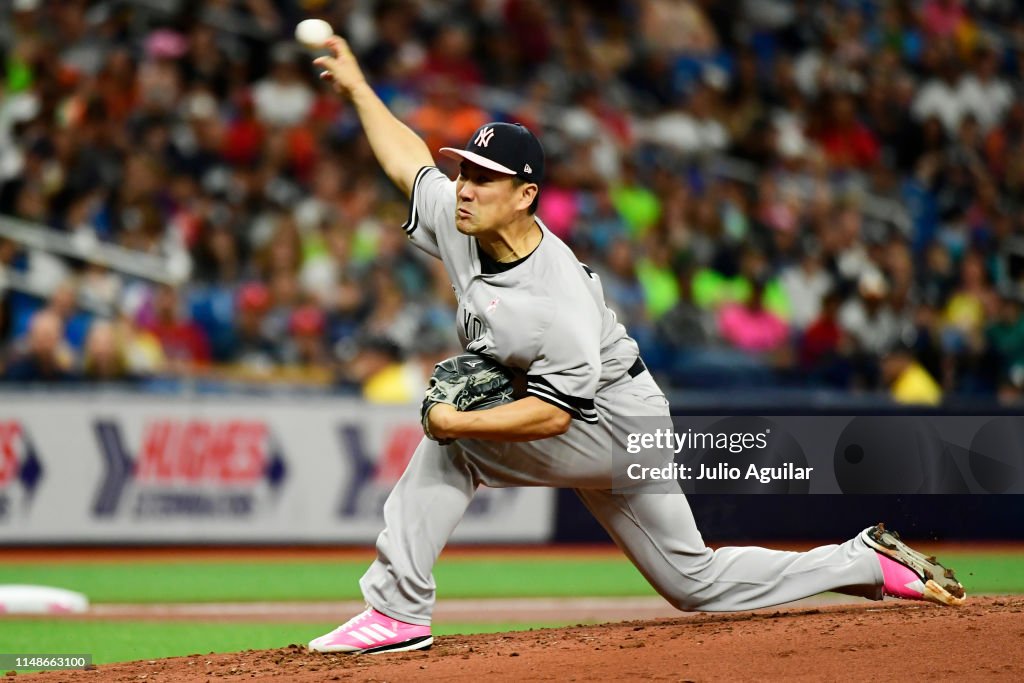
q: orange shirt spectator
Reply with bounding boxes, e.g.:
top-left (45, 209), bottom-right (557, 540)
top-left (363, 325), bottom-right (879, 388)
top-left (407, 79), bottom-right (489, 155)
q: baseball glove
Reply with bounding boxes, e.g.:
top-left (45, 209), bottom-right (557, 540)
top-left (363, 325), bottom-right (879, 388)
top-left (420, 352), bottom-right (519, 444)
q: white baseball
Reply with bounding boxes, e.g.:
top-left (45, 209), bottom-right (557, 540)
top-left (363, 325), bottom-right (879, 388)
top-left (294, 19), bottom-right (333, 48)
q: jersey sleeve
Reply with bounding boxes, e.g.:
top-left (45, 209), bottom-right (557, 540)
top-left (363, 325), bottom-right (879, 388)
top-left (525, 303), bottom-right (601, 424)
top-left (403, 166), bottom-right (454, 259)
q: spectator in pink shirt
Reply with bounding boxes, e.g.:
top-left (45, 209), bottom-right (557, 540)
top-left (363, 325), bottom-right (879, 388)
top-left (921, 0), bottom-right (966, 38)
top-left (717, 278), bottom-right (789, 354)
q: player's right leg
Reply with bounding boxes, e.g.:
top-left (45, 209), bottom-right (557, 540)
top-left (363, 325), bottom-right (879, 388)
top-left (309, 436), bottom-right (479, 654)
top-left (576, 486), bottom-right (884, 611)
top-left (575, 488), bottom-right (965, 611)
top-left (572, 369), bottom-right (963, 612)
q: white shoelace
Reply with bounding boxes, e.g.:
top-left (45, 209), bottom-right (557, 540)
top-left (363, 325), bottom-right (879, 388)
top-left (335, 608), bottom-right (372, 631)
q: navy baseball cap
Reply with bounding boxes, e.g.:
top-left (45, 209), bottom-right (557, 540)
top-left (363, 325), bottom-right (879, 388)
top-left (440, 122), bottom-right (544, 184)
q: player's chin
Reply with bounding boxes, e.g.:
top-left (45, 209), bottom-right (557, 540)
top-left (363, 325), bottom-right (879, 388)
top-left (454, 216), bottom-right (478, 235)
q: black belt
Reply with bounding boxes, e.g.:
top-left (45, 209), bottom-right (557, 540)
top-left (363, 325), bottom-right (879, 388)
top-left (627, 357), bottom-right (647, 378)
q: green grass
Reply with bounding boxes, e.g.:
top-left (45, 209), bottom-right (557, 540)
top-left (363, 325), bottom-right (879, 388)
top-left (0, 558), bottom-right (655, 603)
top-left (0, 553), bottom-right (1021, 603)
top-left (939, 552), bottom-right (1024, 594)
top-left (0, 620), bottom-right (565, 667)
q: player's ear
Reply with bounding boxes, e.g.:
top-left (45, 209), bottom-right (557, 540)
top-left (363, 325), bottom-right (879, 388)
top-left (516, 182), bottom-right (538, 212)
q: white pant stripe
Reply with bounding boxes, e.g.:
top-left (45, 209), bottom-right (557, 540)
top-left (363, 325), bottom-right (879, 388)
top-left (347, 630), bottom-right (376, 646)
top-left (370, 623), bottom-right (397, 638)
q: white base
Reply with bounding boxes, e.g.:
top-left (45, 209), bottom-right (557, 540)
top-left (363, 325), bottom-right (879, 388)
top-left (0, 585), bottom-right (89, 614)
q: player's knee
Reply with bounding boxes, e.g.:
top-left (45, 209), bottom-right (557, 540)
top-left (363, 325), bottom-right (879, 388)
top-left (669, 591), bottom-right (707, 612)
top-left (653, 550), bottom-right (717, 611)
top-left (656, 581), bottom-right (707, 612)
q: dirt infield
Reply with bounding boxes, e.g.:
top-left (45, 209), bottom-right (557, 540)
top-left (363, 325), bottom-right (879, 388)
top-left (27, 597), bottom-right (1024, 681)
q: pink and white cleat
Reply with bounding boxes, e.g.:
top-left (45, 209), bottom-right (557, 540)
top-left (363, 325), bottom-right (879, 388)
top-left (308, 607), bottom-right (432, 654)
top-left (861, 523), bottom-right (966, 606)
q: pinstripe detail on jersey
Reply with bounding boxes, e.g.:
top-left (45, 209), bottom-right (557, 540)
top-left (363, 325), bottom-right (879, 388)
top-left (526, 375), bottom-right (599, 424)
top-left (403, 166), bottom-right (435, 236)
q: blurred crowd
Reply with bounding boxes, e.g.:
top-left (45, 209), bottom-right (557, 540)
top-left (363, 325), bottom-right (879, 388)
top-left (1, 0), bottom-right (1023, 406)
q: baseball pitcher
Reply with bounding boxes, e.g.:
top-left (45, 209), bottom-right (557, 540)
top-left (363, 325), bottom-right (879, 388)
top-left (307, 36), bottom-right (965, 655)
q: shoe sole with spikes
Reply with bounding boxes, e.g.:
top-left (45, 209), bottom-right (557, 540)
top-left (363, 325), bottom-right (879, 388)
top-left (862, 523), bottom-right (967, 606)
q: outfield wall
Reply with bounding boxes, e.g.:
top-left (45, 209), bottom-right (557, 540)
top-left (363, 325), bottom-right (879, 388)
top-left (0, 393), bottom-right (554, 543)
top-left (2, 392), bottom-right (1022, 544)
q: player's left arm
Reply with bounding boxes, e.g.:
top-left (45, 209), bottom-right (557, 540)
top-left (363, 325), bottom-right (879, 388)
top-left (428, 294), bottom-right (601, 442)
top-left (427, 397), bottom-right (570, 442)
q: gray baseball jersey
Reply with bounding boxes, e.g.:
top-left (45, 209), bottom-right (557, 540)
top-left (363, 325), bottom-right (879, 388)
top-left (358, 165), bottom-right (884, 626)
top-left (404, 165), bottom-right (639, 424)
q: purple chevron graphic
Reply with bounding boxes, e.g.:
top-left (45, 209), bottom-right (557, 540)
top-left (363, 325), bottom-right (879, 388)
top-left (92, 418), bottom-right (288, 518)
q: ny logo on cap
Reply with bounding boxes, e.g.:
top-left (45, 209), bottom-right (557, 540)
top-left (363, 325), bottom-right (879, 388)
top-left (474, 126), bottom-right (495, 148)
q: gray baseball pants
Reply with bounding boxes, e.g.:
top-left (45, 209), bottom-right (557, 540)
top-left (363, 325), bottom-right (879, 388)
top-left (360, 370), bottom-right (883, 625)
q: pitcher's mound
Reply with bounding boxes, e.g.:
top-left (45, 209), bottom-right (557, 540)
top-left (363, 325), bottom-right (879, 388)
top-left (31, 597), bottom-right (1023, 681)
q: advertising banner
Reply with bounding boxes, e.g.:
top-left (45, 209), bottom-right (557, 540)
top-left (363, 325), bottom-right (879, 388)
top-left (0, 394), bottom-right (554, 543)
